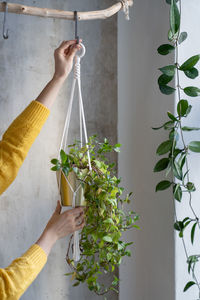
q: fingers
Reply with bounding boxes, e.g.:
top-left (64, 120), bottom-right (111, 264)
top-left (55, 200), bottom-right (62, 214)
top-left (56, 39), bottom-right (83, 53)
top-left (57, 40), bottom-right (77, 52)
top-left (75, 212), bottom-right (84, 224)
top-left (75, 211), bottom-right (84, 220)
top-left (67, 44), bottom-right (81, 60)
top-left (76, 219), bottom-right (85, 230)
top-left (71, 206), bottom-right (84, 216)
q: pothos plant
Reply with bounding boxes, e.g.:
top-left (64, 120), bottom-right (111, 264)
top-left (154, 0), bottom-right (200, 297)
top-left (51, 136), bottom-right (139, 297)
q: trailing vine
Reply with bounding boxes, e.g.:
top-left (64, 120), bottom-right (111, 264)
top-left (51, 136), bottom-right (139, 297)
top-left (154, 0), bottom-right (200, 297)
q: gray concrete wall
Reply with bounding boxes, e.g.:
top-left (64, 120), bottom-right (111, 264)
top-left (118, 0), bottom-right (175, 299)
top-left (0, 0), bottom-right (117, 299)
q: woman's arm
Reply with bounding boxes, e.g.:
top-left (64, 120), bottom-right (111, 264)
top-left (0, 40), bottom-right (81, 195)
top-left (0, 202), bottom-right (85, 300)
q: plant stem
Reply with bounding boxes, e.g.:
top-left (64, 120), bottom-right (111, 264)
top-left (173, 0), bottom-right (200, 296)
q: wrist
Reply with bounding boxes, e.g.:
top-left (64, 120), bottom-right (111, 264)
top-left (36, 229), bottom-right (57, 256)
top-left (52, 73), bottom-right (67, 84)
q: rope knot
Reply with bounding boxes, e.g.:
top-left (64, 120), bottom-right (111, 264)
top-left (74, 57), bottom-right (81, 79)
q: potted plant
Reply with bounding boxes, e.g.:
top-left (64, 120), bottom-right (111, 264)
top-left (51, 136), bottom-right (139, 296)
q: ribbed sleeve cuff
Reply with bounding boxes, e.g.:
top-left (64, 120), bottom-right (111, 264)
top-left (23, 244), bottom-right (47, 266)
top-left (19, 101), bottom-right (50, 128)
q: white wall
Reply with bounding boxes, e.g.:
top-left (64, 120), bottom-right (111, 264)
top-left (118, 1), bottom-right (175, 299)
top-left (175, 1), bottom-right (200, 299)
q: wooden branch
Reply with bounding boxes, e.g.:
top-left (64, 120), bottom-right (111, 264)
top-left (0, 1), bottom-right (133, 21)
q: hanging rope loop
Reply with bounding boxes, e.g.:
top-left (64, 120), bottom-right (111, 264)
top-left (76, 43), bottom-right (86, 58)
top-left (74, 44), bottom-right (86, 80)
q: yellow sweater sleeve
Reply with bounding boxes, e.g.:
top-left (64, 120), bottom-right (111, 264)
top-left (0, 244), bottom-right (47, 300)
top-left (0, 101), bottom-right (50, 195)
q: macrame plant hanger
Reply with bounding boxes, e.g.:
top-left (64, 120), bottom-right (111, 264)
top-left (57, 11), bottom-right (92, 262)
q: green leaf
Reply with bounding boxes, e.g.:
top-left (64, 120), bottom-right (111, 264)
top-left (177, 99), bottom-right (188, 116)
top-left (156, 140), bottom-right (173, 155)
top-left (189, 141), bottom-right (200, 152)
top-left (164, 121), bottom-right (176, 130)
top-left (110, 287), bottom-right (119, 293)
top-left (64, 272), bottom-right (74, 276)
top-left (169, 129), bottom-right (179, 141)
top-left (186, 182), bottom-right (196, 192)
top-left (152, 124), bottom-right (166, 130)
top-left (159, 65), bottom-right (176, 76)
top-left (112, 276), bottom-right (119, 286)
top-left (178, 154), bottom-right (186, 169)
top-left (125, 249), bottom-right (131, 257)
top-left (158, 74), bottom-right (174, 85)
top-left (183, 281), bottom-right (196, 292)
top-left (187, 255), bottom-right (200, 274)
top-left (178, 153), bottom-right (186, 169)
top-left (174, 221), bottom-right (181, 231)
top-left (182, 126), bottom-right (200, 131)
top-left (157, 44), bottom-right (175, 55)
top-left (178, 32), bottom-right (188, 44)
top-left (173, 148), bottom-right (182, 158)
top-left (159, 84), bottom-right (176, 95)
top-left (167, 111), bottom-right (178, 121)
top-left (184, 86), bottom-right (200, 97)
top-left (152, 121), bottom-right (175, 131)
top-left (172, 161), bottom-right (183, 180)
top-left (154, 158), bottom-right (169, 172)
top-left (102, 236), bottom-right (113, 242)
top-left (51, 165), bottom-right (60, 171)
top-left (114, 144), bottom-right (121, 152)
top-left (179, 55), bottom-right (200, 71)
top-left (60, 149), bottom-right (67, 163)
top-left (114, 143), bottom-right (121, 148)
top-left (156, 180), bottom-right (172, 192)
top-left (103, 218), bottom-right (114, 224)
top-left (184, 68), bottom-right (199, 79)
top-left (166, 0), bottom-right (179, 4)
top-left (186, 105), bottom-right (192, 116)
top-left (51, 158), bottom-right (59, 165)
top-left (191, 222), bottom-right (197, 244)
top-left (73, 281), bottom-right (80, 287)
top-left (168, 29), bottom-right (173, 41)
top-left (170, 0), bottom-right (180, 34)
top-left (173, 184), bottom-right (182, 202)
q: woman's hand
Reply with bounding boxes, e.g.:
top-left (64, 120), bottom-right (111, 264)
top-left (36, 201), bottom-right (85, 255)
top-left (36, 39), bottom-right (82, 109)
top-left (53, 40), bottom-right (82, 81)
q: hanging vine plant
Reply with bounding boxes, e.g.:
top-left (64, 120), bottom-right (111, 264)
top-left (154, 0), bottom-right (200, 297)
top-left (51, 136), bottom-right (139, 297)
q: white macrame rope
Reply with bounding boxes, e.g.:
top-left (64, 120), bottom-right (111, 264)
top-left (58, 43), bottom-right (91, 261)
top-left (58, 79), bottom-right (76, 155)
top-left (76, 58), bottom-right (92, 171)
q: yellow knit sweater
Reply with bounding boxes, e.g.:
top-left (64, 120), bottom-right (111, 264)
top-left (0, 101), bottom-right (50, 299)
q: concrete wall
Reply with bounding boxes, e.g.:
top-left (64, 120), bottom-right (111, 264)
top-left (0, 0), bottom-right (117, 299)
top-left (175, 0), bottom-right (200, 299)
top-left (118, 1), bottom-right (175, 299)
